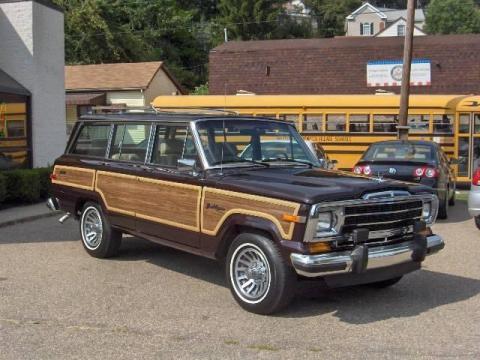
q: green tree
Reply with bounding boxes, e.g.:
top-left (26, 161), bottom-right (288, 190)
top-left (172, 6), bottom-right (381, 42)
top-left (424, 0), bottom-right (480, 34)
top-left (305, 0), bottom-right (362, 37)
top-left (54, 0), bottom-right (209, 89)
top-left (217, 0), bottom-right (287, 40)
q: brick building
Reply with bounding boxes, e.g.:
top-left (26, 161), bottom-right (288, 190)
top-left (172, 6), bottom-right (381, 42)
top-left (209, 34), bottom-right (480, 96)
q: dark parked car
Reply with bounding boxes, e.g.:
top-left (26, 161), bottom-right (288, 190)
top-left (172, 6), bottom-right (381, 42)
top-left (353, 140), bottom-right (456, 219)
top-left (48, 113), bottom-right (443, 314)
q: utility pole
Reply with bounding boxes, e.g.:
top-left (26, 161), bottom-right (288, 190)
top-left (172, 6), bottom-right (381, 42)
top-left (397, 0), bottom-right (416, 140)
top-left (224, 28), bottom-right (228, 42)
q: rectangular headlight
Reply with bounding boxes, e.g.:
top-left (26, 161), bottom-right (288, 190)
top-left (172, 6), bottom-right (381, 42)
top-left (304, 206), bottom-right (343, 242)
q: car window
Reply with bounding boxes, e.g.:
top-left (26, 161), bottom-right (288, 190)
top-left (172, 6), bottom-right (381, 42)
top-left (151, 125), bottom-right (197, 167)
top-left (71, 124), bottom-right (111, 157)
top-left (195, 119), bottom-right (318, 166)
top-left (109, 124), bottom-right (149, 162)
top-left (363, 143), bottom-right (435, 163)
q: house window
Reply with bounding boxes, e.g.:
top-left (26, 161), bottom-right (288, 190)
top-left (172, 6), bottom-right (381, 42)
top-left (397, 24), bottom-right (406, 36)
top-left (360, 22), bottom-right (374, 36)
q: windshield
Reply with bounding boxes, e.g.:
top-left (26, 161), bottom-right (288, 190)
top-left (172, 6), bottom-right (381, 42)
top-left (362, 143), bottom-right (436, 163)
top-left (194, 119), bottom-right (320, 167)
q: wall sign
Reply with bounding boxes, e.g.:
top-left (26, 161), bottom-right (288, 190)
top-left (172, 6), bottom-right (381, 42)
top-left (367, 59), bottom-right (431, 87)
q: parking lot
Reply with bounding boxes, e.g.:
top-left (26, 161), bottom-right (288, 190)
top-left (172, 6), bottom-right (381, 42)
top-left (0, 199), bottom-right (479, 359)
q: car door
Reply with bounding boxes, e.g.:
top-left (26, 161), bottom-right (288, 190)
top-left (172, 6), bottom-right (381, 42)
top-left (134, 123), bottom-right (202, 248)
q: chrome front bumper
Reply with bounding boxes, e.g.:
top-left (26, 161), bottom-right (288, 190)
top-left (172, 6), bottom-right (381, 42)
top-left (290, 235), bottom-right (444, 278)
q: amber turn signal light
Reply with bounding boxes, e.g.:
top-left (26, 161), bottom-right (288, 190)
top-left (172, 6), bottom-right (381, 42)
top-left (282, 214), bottom-right (305, 223)
top-left (308, 242), bottom-right (331, 254)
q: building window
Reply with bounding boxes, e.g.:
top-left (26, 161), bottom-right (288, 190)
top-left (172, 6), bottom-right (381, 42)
top-left (360, 22), bottom-right (374, 36)
top-left (397, 24), bottom-right (406, 36)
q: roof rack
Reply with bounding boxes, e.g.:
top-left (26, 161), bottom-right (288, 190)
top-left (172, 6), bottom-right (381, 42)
top-left (151, 106), bottom-right (239, 116)
top-left (91, 106), bottom-right (157, 115)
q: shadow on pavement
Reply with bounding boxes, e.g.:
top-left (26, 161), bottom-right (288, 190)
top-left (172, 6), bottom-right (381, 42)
top-left (118, 237), bottom-right (226, 287)
top-left (118, 238), bottom-right (480, 323)
top-left (280, 269), bottom-right (480, 322)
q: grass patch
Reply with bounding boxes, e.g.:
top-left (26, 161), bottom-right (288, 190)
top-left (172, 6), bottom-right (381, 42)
top-left (247, 344), bottom-right (280, 352)
top-left (224, 339), bottom-right (239, 345)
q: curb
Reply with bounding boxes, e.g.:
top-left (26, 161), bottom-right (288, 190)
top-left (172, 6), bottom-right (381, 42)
top-left (0, 210), bottom-right (60, 229)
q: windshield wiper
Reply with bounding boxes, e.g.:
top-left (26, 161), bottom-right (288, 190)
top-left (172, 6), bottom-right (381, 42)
top-left (262, 158), bottom-right (314, 168)
top-left (210, 159), bottom-right (269, 167)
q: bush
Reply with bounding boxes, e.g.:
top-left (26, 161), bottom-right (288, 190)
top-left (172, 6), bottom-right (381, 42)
top-left (0, 173), bottom-right (6, 203)
top-left (0, 167), bottom-right (52, 204)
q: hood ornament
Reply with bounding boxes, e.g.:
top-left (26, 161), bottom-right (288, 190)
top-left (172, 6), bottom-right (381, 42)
top-left (374, 172), bottom-right (385, 182)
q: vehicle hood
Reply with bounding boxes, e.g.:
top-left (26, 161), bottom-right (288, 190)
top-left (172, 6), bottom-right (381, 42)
top-left (209, 167), bottom-right (433, 204)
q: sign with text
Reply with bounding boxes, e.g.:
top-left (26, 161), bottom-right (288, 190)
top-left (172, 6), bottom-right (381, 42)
top-left (367, 59), bottom-right (431, 87)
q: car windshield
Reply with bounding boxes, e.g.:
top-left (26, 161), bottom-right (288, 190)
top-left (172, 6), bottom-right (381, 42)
top-left (362, 143), bottom-right (435, 163)
top-left (195, 119), bottom-right (320, 167)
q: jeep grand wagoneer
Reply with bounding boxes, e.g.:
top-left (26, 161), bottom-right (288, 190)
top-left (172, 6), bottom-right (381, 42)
top-left (48, 111), bottom-right (444, 314)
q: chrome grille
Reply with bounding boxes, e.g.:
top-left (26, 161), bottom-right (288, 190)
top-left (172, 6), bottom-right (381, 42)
top-left (342, 199), bottom-right (423, 241)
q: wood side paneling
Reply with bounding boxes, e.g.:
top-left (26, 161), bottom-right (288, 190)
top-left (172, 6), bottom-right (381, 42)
top-left (201, 187), bottom-right (300, 240)
top-left (95, 171), bottom-right (201, 231)
top-left (52, 165), bottom-right (95, 190)
top-left (95, 171), bottom-right (137, 216)
top-left (134, 177), bottom-right (201, 231)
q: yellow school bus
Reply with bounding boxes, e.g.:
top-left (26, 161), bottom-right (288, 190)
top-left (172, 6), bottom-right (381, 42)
top-left (152, 94), bottom-right (480, 183)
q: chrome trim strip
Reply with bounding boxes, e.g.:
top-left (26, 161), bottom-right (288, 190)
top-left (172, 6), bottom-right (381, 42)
top-left (291, 235), bottom-right (443, 278)
top-left (190, 121), bottom-right (210, 170)
top-left (349, 216), bottom-right (422, 227)
top-left (344, 206), bottom-right (423, 217)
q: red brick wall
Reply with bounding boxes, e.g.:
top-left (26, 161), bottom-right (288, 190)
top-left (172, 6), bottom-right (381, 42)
top-left (209, 35), bottom-right (480, 95)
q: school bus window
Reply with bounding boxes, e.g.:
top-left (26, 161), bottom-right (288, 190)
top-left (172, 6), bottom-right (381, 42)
top-left (326, 114), bottom-right (346, 132)
top-left (373, 114), bottom-right (398, 133)
top-left (433, 114), bottom-right (453, 134)
top-left (474, 114), bottom-right (480, 134)
top-left (408, 114), bottom-right (429, 133)
top-left (459, 114), bottom-right (470, 133)
top-left (349, 114), bottom-right (369, 132)
top-left (279, 114), bottom-right (299, 127)
top-left (255, 114), bottom-right (276, 119)
top-left (303, 114), bottom-right (322, 132)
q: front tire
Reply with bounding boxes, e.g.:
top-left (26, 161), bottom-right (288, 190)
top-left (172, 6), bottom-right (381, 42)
top-left (80, 202), bottom-right (121, 258)
top-left (438, 191), bottom-right (448, 219)
top-left (448, 186), bottom-right (456, 206)
top-left (226, 233), bottom-right (296, 315)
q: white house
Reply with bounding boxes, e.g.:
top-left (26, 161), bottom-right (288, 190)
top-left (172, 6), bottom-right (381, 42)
top-left (65, 61), bottom-right (184, 134)
top-left (0, 0), bottom-right (66, 169)
top-left (375, 17), bottom-right (426, 37)
top-left (345, 2), bottom-right (425, 37)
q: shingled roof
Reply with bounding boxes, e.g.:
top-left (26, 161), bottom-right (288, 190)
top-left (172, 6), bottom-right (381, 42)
top-left (209, 34), bottom-right (480, 96)
top-left (65, 61), bottom-right (183, 93)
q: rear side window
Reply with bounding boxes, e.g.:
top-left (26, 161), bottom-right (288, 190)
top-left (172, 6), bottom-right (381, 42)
top-left (71, 124), bottom-right (111, 157)
top-left (109, 124), bottom-right (149, 162)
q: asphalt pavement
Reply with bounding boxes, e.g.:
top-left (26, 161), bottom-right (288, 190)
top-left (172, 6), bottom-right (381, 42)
top-left (0, 200), bottom-right (479, 359)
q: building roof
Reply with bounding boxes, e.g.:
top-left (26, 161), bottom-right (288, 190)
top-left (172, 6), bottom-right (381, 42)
top-left (209, 34), bottom-right (480, 96)
top-left (374, 17), bottom-right (426, 37)
top-left (346, 2), bottom-right (424, 22)
top-left (65, 61), bottom-right (184, 93)
top-left (0, 0), bottom-right (63, 13)
top-left (0, 68), bottom-right (30, 96)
